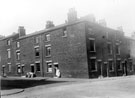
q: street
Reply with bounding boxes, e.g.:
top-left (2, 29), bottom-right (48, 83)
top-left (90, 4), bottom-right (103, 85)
top-left (2, 76), bottom-right (135, 98)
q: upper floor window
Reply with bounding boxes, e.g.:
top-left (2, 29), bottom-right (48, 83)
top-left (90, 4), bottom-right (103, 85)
top-left (89, 38), bottom-right (96, 52)
top-left (8, 63), bottom-right (11, 72)
top-left (116, 43), bottom-right (120, 55)
top-left (45, 34), bottom-right (50, 42)
top-left (7, 49), bottom-right (11, 58)
top-left (35, 47), bottom-right (40, 57)
top-left (7, 40), bottom-right (11, 45)
top-left (45, 45), bottom-right (51, 57)
top-left (16, 42), bottom-right (20, 48)
top-left (35, 36), bottom-right (40, 44)
top-left (107, 42), bottom-right (112, 54)
top-left (16, 51), bottom-right (20, 60)
top-left (62, 28), bottom-right (67, 37)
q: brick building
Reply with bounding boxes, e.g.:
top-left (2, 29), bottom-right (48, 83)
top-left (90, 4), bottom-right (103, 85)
top-left (0, 8), bottom-right (135, 78)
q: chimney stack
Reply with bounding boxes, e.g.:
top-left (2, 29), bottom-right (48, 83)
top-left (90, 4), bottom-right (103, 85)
top-left (67, 8), bottom-right (77, 23)
top-left (18, 26), bottom-right (26, 37)
top-left (117, 26), bottom-right (123, 32)
top-left (46, 21), bottom-right (55, 29)
top-left (98, 19), bottom-right (107, 27)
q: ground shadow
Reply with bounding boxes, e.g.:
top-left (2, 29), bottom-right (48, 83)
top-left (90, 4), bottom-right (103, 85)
top-left (1, 78), bottom-right (67, 90)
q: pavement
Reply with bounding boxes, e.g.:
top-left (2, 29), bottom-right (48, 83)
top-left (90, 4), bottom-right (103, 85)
top-left (1, 75), bottom-right (135, 98)
top-left (1, 89), bottom-right (24, 96)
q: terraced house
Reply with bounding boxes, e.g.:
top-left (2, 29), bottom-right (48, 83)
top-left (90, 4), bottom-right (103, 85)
top-left (0, 8), bottom-right (135, 78)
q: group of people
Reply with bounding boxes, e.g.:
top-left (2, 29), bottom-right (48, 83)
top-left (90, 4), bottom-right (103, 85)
top-left (25, 66), bottom-right (61, 78)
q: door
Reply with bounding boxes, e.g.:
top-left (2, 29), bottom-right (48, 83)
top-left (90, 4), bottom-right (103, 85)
top-left (97, 61), bottom-right (102, 77)
top-left (102, 63), bottom-right (107, 77)
top-left (31, 66), bottom-right (34, 73)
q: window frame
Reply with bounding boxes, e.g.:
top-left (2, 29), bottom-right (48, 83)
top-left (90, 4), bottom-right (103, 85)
top-left (108, 60), bottom-right (114, 72)
top-left (89, 38), bottom-right (96, 52)
top-left (116, 43), bottom-right (120, 55)
top-left (45, 44), bottom-right (51, 57)
top-left (46, 61), bottom-right (53, 73)
top-left (62, 28), bottom-right (67, 37)
top-left (35, 62), bottom-right (40, 72)
top-left (90, 57), bottom-right (97, 71)
top-left (7, 49), bottom-right (11, 59)
top-left (45, 34), bottom-right (50, 42)
top-left (16, 41), bottom-right (20, 48)
top-left (35, 47), bottom-right (40, 57)
top-left (116, 59), bottom-right (121, 70)
top-left (16, 50), bottom-right (20, 60)
top-left (107, 42), bottom-right (112, 54)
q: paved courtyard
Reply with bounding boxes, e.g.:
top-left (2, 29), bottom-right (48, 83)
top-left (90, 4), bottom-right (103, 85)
top-left (1, 76), bottom-right (135, 98)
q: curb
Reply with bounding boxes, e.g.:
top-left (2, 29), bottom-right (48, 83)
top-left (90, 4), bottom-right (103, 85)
top-left (1, 89), bottom-right (24, 96)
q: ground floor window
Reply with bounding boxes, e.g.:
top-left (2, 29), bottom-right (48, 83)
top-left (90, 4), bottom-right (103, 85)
top-left (35, 62), bottom-right (40, 72)
top-left (116, 60), bottom-right (121, 70)
top-left (129, 61), bottom-right (133, 71)
top-left (109, 61), bottom-right (114, 71)
top-left (21, 64), bottom-right (25, 74)
top-left (46, 61), bottom-right (52, 73)
top-left (17, 64), bottom-right (21, 73)
top-left (8, 64), bottom-right (11, 72)
top-left (90, 58), bottom-right (97, 71)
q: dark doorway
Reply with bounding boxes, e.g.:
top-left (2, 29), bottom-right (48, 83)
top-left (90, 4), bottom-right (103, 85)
top-left (102, 63), bottom-right (107, 77)
top-left (31, 66), bottom-right (34, 73)
top-left (123, 61), bottom-right (128, 76)
top-left (97, 61), bottom-right (102, 77)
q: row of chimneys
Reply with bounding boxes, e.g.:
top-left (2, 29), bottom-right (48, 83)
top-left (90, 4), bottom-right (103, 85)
top-left (17, 8), bottom-right (124, 37)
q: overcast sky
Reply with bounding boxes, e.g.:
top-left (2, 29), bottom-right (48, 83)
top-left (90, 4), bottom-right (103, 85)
top-left (0, 0), bottom-right (135, 37)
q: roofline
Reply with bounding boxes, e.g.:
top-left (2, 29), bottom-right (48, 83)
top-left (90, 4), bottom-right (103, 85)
top-left (19, 20), bottom-right (86, 40)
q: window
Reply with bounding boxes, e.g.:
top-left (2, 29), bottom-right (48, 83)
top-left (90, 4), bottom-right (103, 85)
top-left (17, 64), bottom-right (21, 73)
top-left (35, 62), bottom-right (40, 72)
top-left (90, 58), bottom-right (97, 71)
top-left (107, 43), bottom-right (112, 54)
top-left (116, 60), bottom-right (121, 70)
top-left (62, 28), bottom-right (67, 37)
top-left (7, 49), bottom-right (11, 58)
top-left (16, 51), bottom-right (20, 60)
top-left (109, 61), bottom-right (114, 71)
top-left (21, 64), bottom-right (25, 74)
top-left (46, 61), bottom-right (52, 73)
top-left (35, 47), bottom-right (40, 57)
top-left (16, 42), bottom-right (20, 48)
top-left (129, 62), bottom-right (133, 71)
top-left (129, 59), bottom-right (133, 71)
top-left (45, 45), bottom-right (51, 57)
top-left (7, 40), bottom-right (11, 45)
top-left (35, 36), bottom-right (40, 43)
top-left (45, 34), bottom-right (50, 41)
top-left (89, 38), bottom-right (96, 52)
top-left (116, 43), bottom-right (120, 54)
top-left (8, 64), bottom-right (11, 72)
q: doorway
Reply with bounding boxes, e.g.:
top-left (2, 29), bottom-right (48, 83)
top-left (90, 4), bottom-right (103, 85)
top-left (31, 65), bottom-right (35, 73)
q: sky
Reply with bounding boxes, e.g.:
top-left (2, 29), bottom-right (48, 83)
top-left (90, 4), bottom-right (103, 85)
top-left (0, 0), bottom-right (135, 37)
